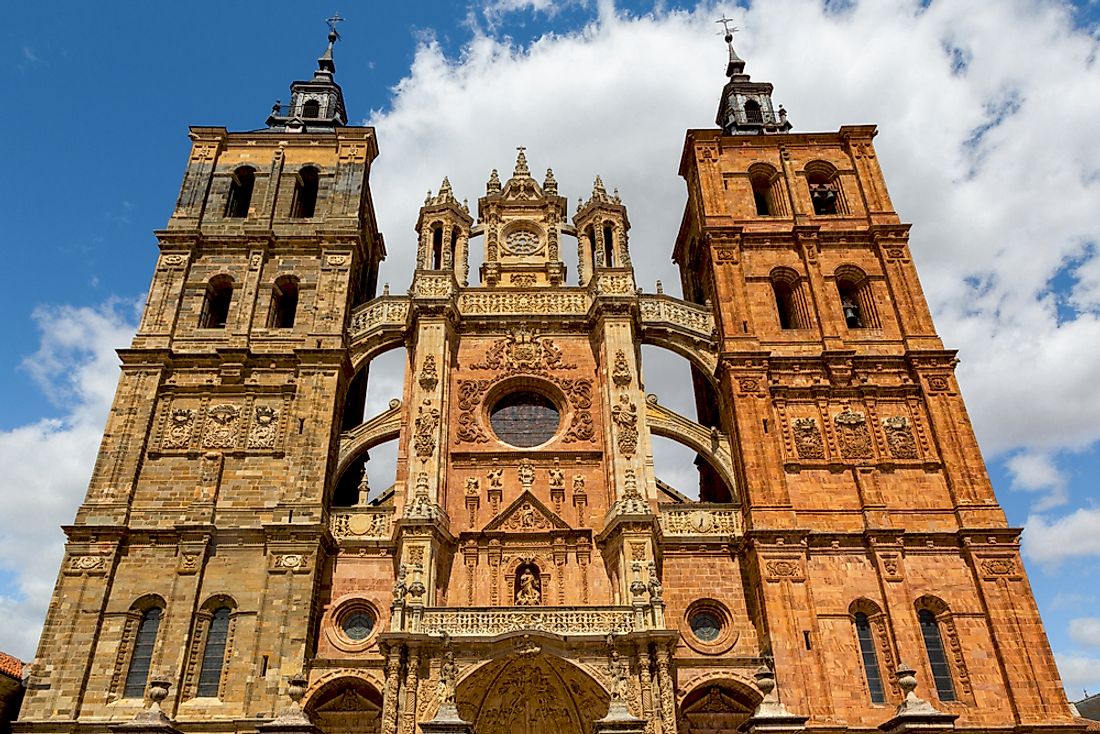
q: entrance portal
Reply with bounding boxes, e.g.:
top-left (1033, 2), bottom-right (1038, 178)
top-left (456, 653), bottom-right (610, 734)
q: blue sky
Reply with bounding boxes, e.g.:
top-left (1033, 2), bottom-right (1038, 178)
top-left (3, 0), bottom-right (1100, 700)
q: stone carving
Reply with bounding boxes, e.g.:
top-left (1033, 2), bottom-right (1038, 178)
top-left (596, 273), bottom-right (634, 295)
top-left (611, 469), bottom-right (649, 516)
top-left (247, 405), bottom-right (279, 449)
top-left (464, 476), bottom-right (480, 495)
top-left (437, 649), bottom-right (457, 709)
top-left (765, 559), bottom-right (802, 579)
top-left (659, 507), bottom-right (742, 536)
top-left (638, 295), bottom-right (715, 341)
top-left (883, 416), bottom-right (918, 459)
top-left (404, 472), bottom-right (439, 519)
top-left (203, 404), bottom-right (240, 448)
top-left (487, 468), bottom-right (503, 488)
top-left (419, 607), bottom-right (635, 636)
top-left (459, 291), bottom-right (589, 316)
top-left (510, 273), bottom-right (537, 287)
top-left (611, 349), bottom-right (632, 386)
top-left (926, 375), bottom-right (951, 392)
top-left (472, 326), bottom-right (573, 373)
top-left (414, 401), bottom-right (441, 458)
top-left (455, 379), bottom-right (493, 444)
top-left (518, 459), bottom-right (535, 488)
top-left (880, 554), bottom-right (902, 579)
top-left (415, 273), bottom-right (453, 298)
top-left (418, 354), bottom-right (439, 391)
top-left (611, 394), bottom-right (639, 454)
top-left (273, 554), bottom-right (305, 570)
top-left (69, 555), bottom-right (106, 572)
top-left (834, 410), bottom-right (873, 459)
top-left (391, 564), bottom-right (408, 603)
top-left (792, 417), bottom-right (824, 460)
top-left (163, 407), bottom-right (195, 449)
top-left (560, 378), bottom-right (596, 443)
top-left (331, 510), bottom-right (392, 540)
top-left (505, 229), bottom-right (542, 255)
top-left (646, 560), bottom-right (663, 601)
top-left (737, 377), bottom-right (761, 394)
top-left (515, 565), bottom-right (542, 606)
top-left (548, 464), bottom-right (565, 488)
top-left (980, 558), bottom-right (1015, 576)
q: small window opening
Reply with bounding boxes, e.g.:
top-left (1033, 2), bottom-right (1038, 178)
top-left (752, 177), bottom-right (772, 216)
top-left (773, 281), bottom-right (795, 329)
top-left (197, 607), bottom-right (231, 697)
top-left (224, 167), bottom-right (254, 218)
top-left (587, 225), bottom-right (599, 268)
top-left (291, 166), bottom-right (319, 219)
top-left (855, 612), bottom-right (886, 704)
top-left (269, 276), bottom-right (299, 329)
top-left (603, 224), bottom-right (615, 267)
top-left (744, 99), bottom-right (763, 124)
top-left (260, 655), bottom-right (269, 677)
top-left (919, 609), bottom-right (956, 701)
top-left (449, 228), bottom-right (458, 270)
top-left (123, 607), bottom-right (162, 698)
top-left (803, 630), bottom-right (812, 650)
top-left (302, 99), bottom-right (320, 119)
top-left (431, 226), bottom-right (443, 270)
top-left (201, 277), bottom-right (234, 329)
top-left (839, 285), bottom-right (863, 328)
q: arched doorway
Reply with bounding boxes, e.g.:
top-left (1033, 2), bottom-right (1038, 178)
top-left (306, 676), bottom-right (383, 734)
top-left (456, 653), bottom-right (610, 734)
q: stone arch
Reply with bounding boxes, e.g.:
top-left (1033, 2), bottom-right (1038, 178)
top-left (456, 652), bottom-right (610, 734)
top-left (645, 395), bottom-right (739, 503)
top-left (304, 675), bottom-right (384, 734)
top-left (336, 398), bottom-right (403, 480)
top-left (342, 338), bottom-right (408, 432)
top-left (677, 678), bottom-right (759, 734)
top-left (636, 295), bottom-right (719, 383)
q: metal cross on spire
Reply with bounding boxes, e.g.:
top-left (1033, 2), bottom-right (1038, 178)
top-left (326, 13), bottom-right (344, 39)
top-left (716, 17), bottom-right (739, 42)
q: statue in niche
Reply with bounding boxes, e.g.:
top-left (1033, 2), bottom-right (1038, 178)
top-left (515, 564), bottom-right (542, 606)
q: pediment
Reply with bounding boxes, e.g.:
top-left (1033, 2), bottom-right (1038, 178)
top-left (314, 688), bottom-right (381, 714)
top-left (483, 490), bottom-right (570, 532)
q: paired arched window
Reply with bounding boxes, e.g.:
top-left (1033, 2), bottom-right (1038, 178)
top-left (224, 167), bottom-right (255, 218)
top-left (269, 275), bottom-right (299, 329)
top-left (835, 266), bottom-right (879, 329)
top-left (291, 166), bottom-right (319, 219)
top-left (771, 268), bottom-right (810, 330)
top-left (123, 606), bottom-right (163, 698)
top-left (196, 607), bottom-right (231, 697)
top-left (200, 276), bottom-right (234, 329)
top-left (918, 608), bottom-right (957, 701)
top-left (805, 161), bottom-right (844, 216)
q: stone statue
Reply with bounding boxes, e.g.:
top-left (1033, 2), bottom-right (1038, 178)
top-left (392, 563), bottom-right (408, 603)
top-left (487, 468), bottom-right (503, 488)
top-left (438, 649), bottom-right (457, 707)
top-left (548, 465), bottom-right (565, 488)
top-left (515, 566), bottom-right (541, 606)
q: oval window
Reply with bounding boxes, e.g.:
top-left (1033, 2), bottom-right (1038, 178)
top-left (490, 391), bottom-right (560, 447)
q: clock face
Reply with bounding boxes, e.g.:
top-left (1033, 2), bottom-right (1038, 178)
top-left (505, 228), bottom-right (541, 255)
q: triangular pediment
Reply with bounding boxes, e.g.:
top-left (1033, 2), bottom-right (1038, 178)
top-left (314, 688), bottom-right (381, 713)
top-left (483, 490), bottom-right (570, 532)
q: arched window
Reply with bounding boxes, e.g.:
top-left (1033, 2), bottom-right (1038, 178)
top-left (744, 99), bottom-right (763, 124)
top-left (431, 225), bottom-right (443, 270)
top-left (748, 163), bottom-right (785, 218)
top-left (197, 607), bottom-right (231, 697)
top-left (302, 99), bottom-right (320, 119)
top-left (805, 162), bottom-right (844, 216)
top-left (854, 612), bottom-right (886, 703)
top-left (224, 167), bottom-right (255, 218)
top-left (835, 266), bottom-right (879, 329)
top-left (200, 276), bottom-right (233, 329)
top-left (603, 224), bottom-right (615, 267)
top-left (771, 268), bottom-right (810, 330)
top-left (449, 227), bottom-right (458, 270)
top-left (291, 166), bottom-right (319, 219)
top-left (587, 225), bottom-right (600, 268)
top-left (918, 609), bottom-right (956, 701)
top-left (123, 607), bottom-right (162, 698)
top-left (269, 276), bottom-right (299, 329)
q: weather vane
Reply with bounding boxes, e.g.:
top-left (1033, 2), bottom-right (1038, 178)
top-left (327, 13), bottom-right (344, 39)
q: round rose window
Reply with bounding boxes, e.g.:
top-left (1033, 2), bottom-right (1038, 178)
top-left (490, 391), bottom-right (560, 447)
top-left (690, 611), bottom-right (722, 642)
top-left (505, 229), bottom-right (541, 255)
top-left (341, 612), bottom-right (375, 641)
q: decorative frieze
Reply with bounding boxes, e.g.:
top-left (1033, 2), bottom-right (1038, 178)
top-left (882, 416), bottom-right (918, 459)
top-left (331, 510), bottom-right (393, 541)
top-left (418, 607), bottom-right (636, 636)
top-left (834, 410), bottom-right (873, 459)
top-left (792, 417), bottom-right (824, 459)
top-left (659, 507), bottom-right (742, 537)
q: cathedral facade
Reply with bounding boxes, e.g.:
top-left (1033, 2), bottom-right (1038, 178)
top-left (14, 27), bottom-right (1083, 734)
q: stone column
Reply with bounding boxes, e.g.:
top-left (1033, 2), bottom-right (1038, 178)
top-left (381, 645), bottom-right (404, 734)
top-left (653, 644), bottom-right (676, 734)
top-left (401, 648), bottom-right (422, 734)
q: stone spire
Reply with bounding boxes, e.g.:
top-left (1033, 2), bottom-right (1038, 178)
top-left (713, 21), bottom-right (791, 136)
top-left (266, 17), bottom-right (349, 131)
top-left (513, 146), bottom-right (531, 178)
top-left (486, 169), bottom-right (502, 195)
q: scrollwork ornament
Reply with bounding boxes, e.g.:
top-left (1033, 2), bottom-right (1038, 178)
top-left (203, 404), bottom-right (240, 448)
top-left (418, 354), bottom-right (440, 391)
top-left (247, 405), bottom-right (279, 449)
top-left (883, 415), bottom-right (918, 459)
top-left (163, 407), bottom-right (195, 449)
top-left (611, 349), bottom-right (632, 386)
top-left (792, 417), bottom-right (824, 459)
top-left (834, 409), bottom-right (873, 459)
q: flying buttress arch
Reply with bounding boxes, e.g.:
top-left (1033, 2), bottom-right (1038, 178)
top-left (645, 394), bottom-right (739, 503)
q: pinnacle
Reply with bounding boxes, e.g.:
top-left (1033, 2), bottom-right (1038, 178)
top-left (592, 176), bottom-right (607, 197)
top-left (543, 167), bottom-right (558, 194)
top-left (513, 146), bottom-right (530, 177)
top-left (487, 169), bottom-right (502, 195)
top-left (437, 176), bottom-right (455, 203)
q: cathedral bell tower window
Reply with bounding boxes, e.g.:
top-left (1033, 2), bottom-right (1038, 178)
top-left (854, 612), bottom-right (886, 704)
top-left (269, 276), bottom-right (299, 328)
top-left (744, 99), bottom-right (763, 124)
top-left (918, 609), bottom-right (957, 701)
top-left (302, 99), bottom-right (320, 118)
top-left (291, 166), bottom-right (319, 218)
top-left (603, 224), bottom-right (615, 267)
top-left (200, 276), bottom-right (234, 329)
top-left (224, 167), bottom-right (255, 218)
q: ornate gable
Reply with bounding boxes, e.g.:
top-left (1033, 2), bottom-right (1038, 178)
top-left (483, 490), bottom-right (570, 532)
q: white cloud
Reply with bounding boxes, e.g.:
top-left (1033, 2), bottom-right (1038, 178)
top-left (1023, 508), bottom-right (1100, 566)
top-left (0, 300), bottom-right (139, 659)
top-left (1057, 653), bottom-right (1100, 699)
top-left (364, 0), bottom-right (1100, 510)
top-left (1070, 617), bottom-right (1100, 648)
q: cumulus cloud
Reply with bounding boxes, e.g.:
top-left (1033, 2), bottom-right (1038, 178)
top-left (1023, 508), bottom-right (1100, 565)
top-left (1069, 617), bottom-right (1100, 648)
top-left (1005, 451), bottom-right (1068, 510)
top-left (0, 300), bottom-right (139, 659)
top-left (1057, 653), bottom-right (1100, 698)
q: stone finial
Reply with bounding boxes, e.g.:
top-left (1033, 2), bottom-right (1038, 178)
top-left (115, 673), bottom-right (180, 731)
top-left (425, 190), bottom-right (433, 205)
top-left (356, 465), bottom-right (370, 505)
top-left (462, 198), bottom-right (469, 213)
top-left (543, 167), bottom-right (558, 195)
top-left (513, 146), bottom-right (530, 177)
top-left (593, 175), bottom-right (607, 198)
top-left (437, 177), bottom-right (455, 203)
top-left (736, 667), bottom-right (807, 734)
top-left (487, 169), bottom-right (501, 195)
top-left (877, 663), bottom-right (957, 734)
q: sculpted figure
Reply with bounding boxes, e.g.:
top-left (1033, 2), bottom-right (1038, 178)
top-left (515, 566), bottom-right (541, 606)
